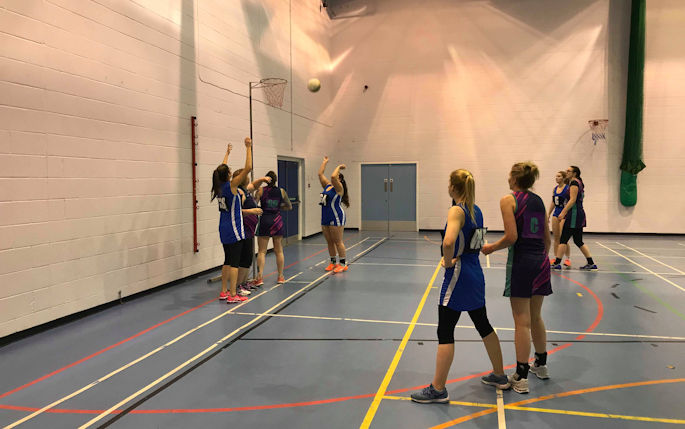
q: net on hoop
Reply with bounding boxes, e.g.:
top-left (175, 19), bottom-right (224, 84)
top-left (252, 78), bottom-right (287, 108)
top-left (588, 119), bottom-right (608, 145)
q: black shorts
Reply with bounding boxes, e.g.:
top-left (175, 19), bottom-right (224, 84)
top-left (559, 223), bottom-right (584, 247)
top-left (223, 239), bottom-right (253, 268)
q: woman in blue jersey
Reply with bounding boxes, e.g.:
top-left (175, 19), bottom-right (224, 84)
top-left (210, 138), bottom-right (253, 304)
top-left (233, 170), bottom-right (271, 291)
top-left (482, 162), bottom-right (551, 394)
top-left (547, 171), bottom-right (571, 267)
top-left (411, 170), bottom-right (509, 404)
top-left (551, 166), bottom-right (597, 271)
top-left (255, 171), bottom-right (292, 285)
top-left (318, 157), bottom-right (349, 274)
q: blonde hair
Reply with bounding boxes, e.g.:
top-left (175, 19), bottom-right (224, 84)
top-left (557, 170), bottom-right (570, 185)
top-left (449, 169), bottom-right (476, 224)
top-left (510, 161), bottom-right (540, 190)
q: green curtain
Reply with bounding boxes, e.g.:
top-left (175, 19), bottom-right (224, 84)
top-left (620, 0), bottom-right (646, 206)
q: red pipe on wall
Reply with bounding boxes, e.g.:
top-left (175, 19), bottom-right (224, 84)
top-left (191, 116), bottom-right (199, 253)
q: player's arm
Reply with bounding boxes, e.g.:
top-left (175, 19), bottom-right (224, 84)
top-left (318, 157), bottom-right (331, 188)
top-left (442, 206), bottom-right (465, 268)
top-left (280, 188), bottom-right (292, 211)
top-left (481, 195), bottom-right (517, 254)
top-left (222, 143), bottom-right (232, 165)
top-left (230, 137), bottom-right (252, 190)
top-left (558, 183), bottom-right (578, 221)
top-left (248, 176), bottom-right (271, 193)
top-left (331, 164), bottom-right (346, 194)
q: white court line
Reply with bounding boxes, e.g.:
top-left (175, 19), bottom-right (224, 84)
top-left (75, 237), bottom-right (386, 429)
top-left (314, 259), bottom-right (328, 267)
top-left (596, 242), bottom-right (685, 292)
top-left (230, 312), bottom-right (685, 341)
top-left (496, 389), bottom-right (506, 429)
top-left (355, 262), bottom-right (436, 267)
top-left (4, 238), bottom-right (375, 428)
top-left (615, 242), bottom-right (685, 275)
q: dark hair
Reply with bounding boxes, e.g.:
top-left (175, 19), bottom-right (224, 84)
top-left (339, 173), bottom-right (350, 207)
top-left (266, 170), bottom-right (277, 186)
top-left (510, 161), bottom-right (539, 190)
top-left (569, 165), bottom-right (581, 179)
top-left (211, 164), bottom-right (229, 201)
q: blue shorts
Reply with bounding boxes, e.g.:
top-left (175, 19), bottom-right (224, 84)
top-left (321, 206), bottom-right (346, 226)
top-left (552, 206), bottom-right (563, 217)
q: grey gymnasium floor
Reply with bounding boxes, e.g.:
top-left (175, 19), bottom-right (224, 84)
top-left (1, 231), bottom-right (684, 429)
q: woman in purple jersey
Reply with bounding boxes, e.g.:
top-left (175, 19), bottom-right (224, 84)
top-left (547, 171), bottom-right (571, 267)
top-left (210, 138), bottom-right (253, 304)
top-left (255, 171), bottom-right (292, 285)
top-left (233, 170), bottom-right (271, 292)
top-left (482, 162), bottom-right (551, 394)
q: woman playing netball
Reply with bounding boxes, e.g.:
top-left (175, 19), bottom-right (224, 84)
top-left (547, 171), bottom-right (571, 267)
top-left (551, 166), bottom-right (597, 271)
top-left (255, 171), bottom-right (292, 285)
top-left (210, 138), bottom-right (253, 303)
top-left (318, 157), bottom-right (349, 273)
top-left (411, 170), bottom-right (509, 404)
top-left (482, 162), bottom-right (552, 394)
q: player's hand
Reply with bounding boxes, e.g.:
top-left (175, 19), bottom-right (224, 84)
top-left (338, 164), bottom-right (346, 170)
top-left (263, 176), bottom-right (272, 184)
top-left (252, 208), bottom-right (263, 216)
top-left (441, 257), bottom-right (457, 268)
top-left (226, 143), bottom-right (232, 154)
top-left (323, 156), bottom-right (329, 163)
top-left (244, 137), bottom-right (252, 147)
top-left (558, 212), bottom-right (565, 221)
top-left (481, 244), bottom-right (495, 255)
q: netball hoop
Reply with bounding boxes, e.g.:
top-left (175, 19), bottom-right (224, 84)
top-left (589, 119), bottom-right (608, 145)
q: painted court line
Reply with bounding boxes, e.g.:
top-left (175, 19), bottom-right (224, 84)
top-left (431, 378), bottom-right (685, 428)
top-left (359, 262), bottom-right (442, 429)
top-left (230, 311), bottom-right (685, 340)
top-left (597, 242), bottom-right (685, 292)
top-left (496, 388), bottom-right (506, 429)
top-left (482, 265), bottom-right (684, 276)
top-left (75, 237), bottom-right (385, 428)
top-left (615, 242), bottom-right (685, 275)
top-left (4, 238), bottom-right (378, 428)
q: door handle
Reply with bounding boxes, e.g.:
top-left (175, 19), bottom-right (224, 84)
top-left (384, 178), bottom-right (388, 192)
top-left (389, 178), bottom-right (393, 192)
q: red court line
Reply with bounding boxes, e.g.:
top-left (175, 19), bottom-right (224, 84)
top-left (0, 265), bottom-right (603, 416)
top-left (0, 240), bottom-right (343, 401)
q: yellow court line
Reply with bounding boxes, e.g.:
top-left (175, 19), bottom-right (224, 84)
top-left (382, 395), bottom-right (495, 409)
top-left (597, 242), bottom-right (685, 292)
top-left (431, 378), bottom-right (685, 429)
top-left (615, 242), bottom-right (685, 275)
top-left (359, 263), bottom-right (442, 429)
top-left (485, 240), bottom-right (490, 268)
top-left (506, 405), bottom-right (685, 424)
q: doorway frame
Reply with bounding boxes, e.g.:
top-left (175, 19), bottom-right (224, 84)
top-left (276, 155), bottom-right (304, 241)
top-left (359, 161), bottom-right (419, 232)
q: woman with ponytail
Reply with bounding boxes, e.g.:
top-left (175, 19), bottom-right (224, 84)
top-left (254, 170), bottom-right (292, 285)
top-left (551, 165), bottom-right (597, 271)
top-left (318, 157), bottom-right (349, 273)
top-left (411, 170), bottom-right (509, 404)
top-left (210, 138), bottom-right (254, 304)
top-left (482, 162), bottom-right (552, 394)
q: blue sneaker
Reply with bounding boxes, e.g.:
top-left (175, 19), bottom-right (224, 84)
top-left (579, 264), bottom-right (598, 271)
top-left (551, 263), bottom-right (562, 271)
top-left (481, 372), bottom-right (511, 389)
top-left (410, 384), bottom-right (449, 403)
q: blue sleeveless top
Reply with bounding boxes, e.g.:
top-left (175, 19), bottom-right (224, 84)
top-left (439, 204), bottom-right (487, 311)
top-left (218, 182), bottom-right (245, 244)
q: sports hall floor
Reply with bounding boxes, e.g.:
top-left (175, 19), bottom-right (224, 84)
top-left (1, 231), bottom-right (684, 429)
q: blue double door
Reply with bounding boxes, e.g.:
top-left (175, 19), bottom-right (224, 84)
top-left (277, 159), bottom-right (299, 240)
top-left (361, 164), bottom-right (417, 231)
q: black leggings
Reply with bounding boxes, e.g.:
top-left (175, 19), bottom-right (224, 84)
top-left (560, 226), bottom-right (584, 247)
top-left (437, 305), bottom-right (494, 344)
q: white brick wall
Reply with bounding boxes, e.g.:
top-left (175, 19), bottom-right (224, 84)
top-left (330, 0), bottom-right (685, 234)
top-left (0, 0), bottom-right (335, 337)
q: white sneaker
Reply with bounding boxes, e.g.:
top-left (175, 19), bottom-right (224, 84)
top-left (530, 364), bottom-right (549, 380)
top-left (237, 286), bottom-right (251, 296)
top-left (508, 374), bottom-right (529, 394)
